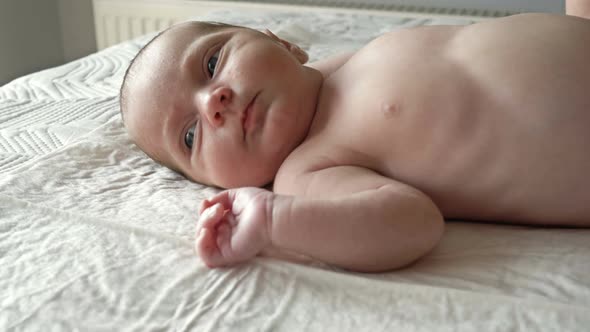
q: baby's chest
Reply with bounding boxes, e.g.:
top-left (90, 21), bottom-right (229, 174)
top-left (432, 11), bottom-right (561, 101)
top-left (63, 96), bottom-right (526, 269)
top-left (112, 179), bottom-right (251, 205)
top-left (311, 60), bottom-right (480, 169)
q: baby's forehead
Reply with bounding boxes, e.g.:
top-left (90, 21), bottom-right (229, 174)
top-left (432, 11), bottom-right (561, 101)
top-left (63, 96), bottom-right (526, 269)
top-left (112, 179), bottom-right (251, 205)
top-left (162, 21), bottom-right (239, 43)
top-left (144, 21), bottom-right (240, 64)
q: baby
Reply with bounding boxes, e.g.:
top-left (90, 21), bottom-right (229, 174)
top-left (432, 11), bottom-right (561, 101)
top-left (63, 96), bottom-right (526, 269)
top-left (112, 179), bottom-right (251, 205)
top-left (121, 6), bottom-right (590, 272)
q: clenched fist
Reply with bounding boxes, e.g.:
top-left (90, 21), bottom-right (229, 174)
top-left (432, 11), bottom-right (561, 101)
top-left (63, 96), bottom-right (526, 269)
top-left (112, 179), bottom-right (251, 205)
top-left (195, 187), bottom-right (275, 268)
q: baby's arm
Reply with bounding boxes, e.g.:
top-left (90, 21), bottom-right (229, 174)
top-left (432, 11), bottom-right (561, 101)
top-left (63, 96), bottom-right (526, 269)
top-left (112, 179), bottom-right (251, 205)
top-left (270, 166), bottom-right (444, 272)
top-left (196, 166), bottom-right (443, 273)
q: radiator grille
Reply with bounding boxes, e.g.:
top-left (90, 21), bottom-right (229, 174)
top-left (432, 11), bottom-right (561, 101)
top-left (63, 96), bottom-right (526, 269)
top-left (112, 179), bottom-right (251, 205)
top-left (93, 0), bottom-right (516, 50)
top-left (236, 0), bottom-right (515, 17)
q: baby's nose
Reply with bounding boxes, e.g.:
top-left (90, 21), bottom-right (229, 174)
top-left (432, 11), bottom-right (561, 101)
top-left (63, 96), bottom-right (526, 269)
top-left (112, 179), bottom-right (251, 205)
top-left (202, 86), bottom-right (232, 127)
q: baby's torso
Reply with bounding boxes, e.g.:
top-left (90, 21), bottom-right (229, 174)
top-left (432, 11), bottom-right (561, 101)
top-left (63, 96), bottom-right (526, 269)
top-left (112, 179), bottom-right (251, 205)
top-left (280, 13), bottom-right (590, 225)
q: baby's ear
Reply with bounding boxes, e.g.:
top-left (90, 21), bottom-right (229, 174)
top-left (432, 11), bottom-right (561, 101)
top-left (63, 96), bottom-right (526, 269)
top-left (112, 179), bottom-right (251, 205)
top-left (263, 29), bottom-right (309, 64)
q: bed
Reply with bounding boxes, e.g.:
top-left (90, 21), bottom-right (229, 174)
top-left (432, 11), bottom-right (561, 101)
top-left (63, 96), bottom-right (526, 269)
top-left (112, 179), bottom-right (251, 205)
top-left (2, 1), bottom-right (589, 330)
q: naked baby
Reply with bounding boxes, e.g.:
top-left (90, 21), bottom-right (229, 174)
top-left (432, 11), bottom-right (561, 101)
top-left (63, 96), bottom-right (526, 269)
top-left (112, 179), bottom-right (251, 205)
top-left (121, 8), bottom-right (590, 272)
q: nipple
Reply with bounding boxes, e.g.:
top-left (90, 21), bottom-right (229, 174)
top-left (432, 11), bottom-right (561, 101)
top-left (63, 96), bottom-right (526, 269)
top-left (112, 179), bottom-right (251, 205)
top-left (381, 102), bottom-right (398, 118)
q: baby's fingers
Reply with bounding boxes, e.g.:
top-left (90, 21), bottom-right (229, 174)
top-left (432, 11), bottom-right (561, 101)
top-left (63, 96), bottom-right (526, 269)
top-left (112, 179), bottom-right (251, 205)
top-left (196, 228), bottom-right (225, 268)
top-left (197, 203), bottom-right (224, 233)
top-left (199, 199), bottom-right (213, 214)
top-left (199, 191), bottom-right (230, 213)
top-left (216, 224), bottom-right (232, 254)
top-left (203, 190), bottom-right (235, 211)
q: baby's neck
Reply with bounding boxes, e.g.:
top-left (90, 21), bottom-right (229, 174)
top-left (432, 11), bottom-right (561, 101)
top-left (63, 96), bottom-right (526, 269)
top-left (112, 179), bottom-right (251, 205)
top-left (298, 65), bottom-right (324, 139)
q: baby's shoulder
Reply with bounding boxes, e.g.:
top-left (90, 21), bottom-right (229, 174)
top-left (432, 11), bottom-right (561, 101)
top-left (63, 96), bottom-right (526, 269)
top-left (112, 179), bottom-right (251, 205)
top-left (308, 51), bottom-right (356, 79)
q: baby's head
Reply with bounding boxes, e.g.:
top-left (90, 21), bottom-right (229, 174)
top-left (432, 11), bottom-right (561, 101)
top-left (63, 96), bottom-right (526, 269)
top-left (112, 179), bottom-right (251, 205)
top-left (120, 21), bottom-right (323, 188)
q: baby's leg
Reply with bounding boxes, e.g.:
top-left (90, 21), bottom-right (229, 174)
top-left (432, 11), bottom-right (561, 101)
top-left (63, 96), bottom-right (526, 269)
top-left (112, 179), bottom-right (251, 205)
top-left (566, 0), bottom-right (590, 19)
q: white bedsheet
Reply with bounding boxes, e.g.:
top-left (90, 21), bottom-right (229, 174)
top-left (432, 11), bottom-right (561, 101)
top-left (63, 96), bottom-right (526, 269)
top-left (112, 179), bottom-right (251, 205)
top-left (1, 9), bottom-right (589, 331)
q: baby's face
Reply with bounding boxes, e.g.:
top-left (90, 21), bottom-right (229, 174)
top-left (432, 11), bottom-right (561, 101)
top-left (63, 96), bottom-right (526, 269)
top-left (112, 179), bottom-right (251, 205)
top-left (124, 22), bottom-right (322, 188)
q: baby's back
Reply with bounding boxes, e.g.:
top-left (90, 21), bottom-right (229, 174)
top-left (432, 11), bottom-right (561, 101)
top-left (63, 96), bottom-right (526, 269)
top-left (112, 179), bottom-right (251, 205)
top-left (284, 13), bottom-right (590, 225)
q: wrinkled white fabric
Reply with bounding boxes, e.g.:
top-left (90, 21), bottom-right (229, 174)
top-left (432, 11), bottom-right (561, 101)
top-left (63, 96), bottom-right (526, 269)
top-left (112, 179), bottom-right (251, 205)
top-left (1, 9), bottom-right (589, 331)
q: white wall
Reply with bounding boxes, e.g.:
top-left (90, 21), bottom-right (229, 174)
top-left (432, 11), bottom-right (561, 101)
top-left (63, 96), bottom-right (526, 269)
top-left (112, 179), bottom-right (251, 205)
top-left (0, 0), bottom-right (96, 85)
top-left (58, 0), bottom-right (97, 62)
top-left (0, 0), bottom-right (64, 85)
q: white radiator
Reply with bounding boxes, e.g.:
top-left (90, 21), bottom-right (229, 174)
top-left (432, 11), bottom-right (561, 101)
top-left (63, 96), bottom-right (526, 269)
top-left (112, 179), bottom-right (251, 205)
top-left (92, 0), bottom-right (560, 50)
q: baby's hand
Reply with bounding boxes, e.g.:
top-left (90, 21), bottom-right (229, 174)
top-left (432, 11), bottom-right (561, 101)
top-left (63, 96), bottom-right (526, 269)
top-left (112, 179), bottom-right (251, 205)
top-left (195, 187), bottom-right (274, 268)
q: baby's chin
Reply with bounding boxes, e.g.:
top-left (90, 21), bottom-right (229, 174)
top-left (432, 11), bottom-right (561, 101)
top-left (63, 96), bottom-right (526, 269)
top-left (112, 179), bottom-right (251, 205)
top-left (209, 141), bottom-right (297, 188)
top-left (211, 165), bottom-right (277, 189)
top-left (215, 175), bottom-right (273, 189)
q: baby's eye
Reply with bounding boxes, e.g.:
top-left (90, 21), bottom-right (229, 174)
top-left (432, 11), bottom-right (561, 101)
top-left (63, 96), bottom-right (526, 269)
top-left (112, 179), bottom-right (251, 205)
top-left (185, 125), bottom-right (195, 149)
top-left (207, 50), bottom-right (220, 77)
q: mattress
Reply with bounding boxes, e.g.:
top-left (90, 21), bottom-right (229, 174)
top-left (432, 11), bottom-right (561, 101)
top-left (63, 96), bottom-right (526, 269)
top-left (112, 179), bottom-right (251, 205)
top-left (1, 8), bottom-right (589, 331)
